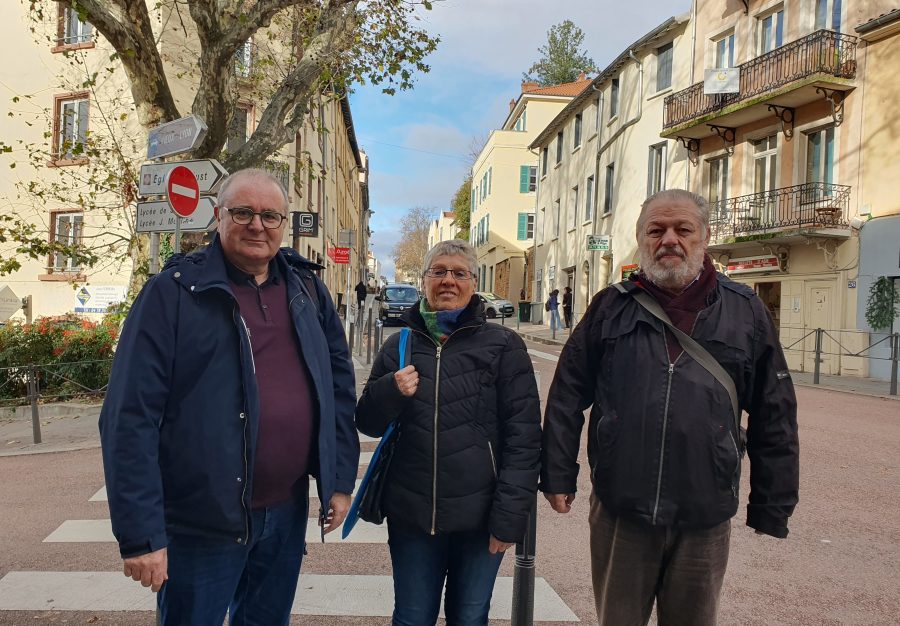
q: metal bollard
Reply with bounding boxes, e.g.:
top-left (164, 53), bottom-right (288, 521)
top-left (501, 311), bottom-right (506, 326)
top-left (813, 328), bottom-right (823, 385)
top-left (511, 494), bottom-right (537, 626)
top-left (348, 322), bottom-right (355, 355)
top-left (890, 332), bottom-right (898, 396)
top-left (28, 365), bottom-right (42, 444)
top-left (366, 309), bottom-right (374, 365)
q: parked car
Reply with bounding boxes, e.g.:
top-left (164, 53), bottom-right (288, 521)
top-left (477, 292), bottom-right (515, 319)
top-left (377, 284), bottom-right (420, 325)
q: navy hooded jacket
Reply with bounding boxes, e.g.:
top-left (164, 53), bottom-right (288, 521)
top-left (99, 236), bottom-right (358, 557)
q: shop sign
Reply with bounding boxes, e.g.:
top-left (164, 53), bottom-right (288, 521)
top-left (621, 263), bottom-right (639, 280)
top-left (587, 234), bottom-right (611, 251)
top-left (726, 255), bottom-right (780, 274)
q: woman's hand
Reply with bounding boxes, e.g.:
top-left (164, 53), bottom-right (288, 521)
top-left (394, 365), bottom-right (419, 397)
top-left (489, 535), bottom-right (515, 554)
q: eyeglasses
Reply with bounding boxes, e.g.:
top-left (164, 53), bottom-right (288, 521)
top-left (224, 207), bottom-right (287, 229)
top-left (424, 267), bottom-right (475, 281)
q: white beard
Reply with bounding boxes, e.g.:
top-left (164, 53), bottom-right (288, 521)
top-left (639, 245), bottom-right (706, 291)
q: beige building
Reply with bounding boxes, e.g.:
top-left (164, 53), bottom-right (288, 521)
top-left (0, 3), bottom-right (368, 321)
top-left (530, 16), bottom-right (691, 322)
top-left (427, 210), bottom-right (457, 249)
top-left (660, 0), bottom-right (896, 375)
top-left (470, 78), bottom-right (590, 302)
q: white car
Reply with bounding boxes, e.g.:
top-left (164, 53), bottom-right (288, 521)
top-left (477, 292), bottom-right (515, 319)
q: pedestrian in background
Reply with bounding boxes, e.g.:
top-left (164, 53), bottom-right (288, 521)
top-left (548, 288), bottom-right (561, 331)
top-left (540, 189), bottom-right (799, 626)
top-left (99, 169), bottom-right (359, 625)
top-left (355, 279), bottom-right (368, 321)
top-left (356, 239), bottom-right (542, 626)
top-left (562, 286), bottom-right (573, 329)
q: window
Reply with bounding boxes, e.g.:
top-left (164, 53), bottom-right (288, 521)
top-left (609, 78), bottom-right (620, 119)
top-left (235, 40), bottom-right (252, 77)
top-left (752, 135), bottom-right (779, 221)
top-left (574, 113), bottom-right (583, 148)
top-left (569, 186), bottom-right (579, 229)
top-left (759, 9), bottom-right (784, 53)
top-left (541, 147), bottom-right (549, 175)
top-left (585, 175), bottom-right (595, 221)
top-left (556, 131), bottom-right (564, 164)
top-left (714, 33), bottom-right (736, 68)
top-left (604, 163), bottom-right (615, 214)
top-left (517, 213), bottom-right (535, 240)
top-left (57, 6), bottom-right (92, 46)
top-left (708, 156), bottom-right (730, 216)
top-left (470, 188), bottom-right (476, 212)
top-left (647, 143), bottom-right (667, 196)
top-left (227, 105), bottom-right (250, 153)
top-left (537, 207), bottom-right (546, 242)
top-left (520, 165), bottom-right (537, 193)
top-left (806, 126), bottom-right (835, 186)
top-left (51, 212), bottom-right (84, 272)
top-left (554, 198), bottom-right (561, 237)
top-left (815, 0), bottom-right (842, 31)
top-left (656, 42), bottom-right (673, 91)
top-left (488, 167), bottom-right (492, 195)
top-left (54, 94), bottom-right (89, 161)
top-left (515, 110), bottom-right (527, 131)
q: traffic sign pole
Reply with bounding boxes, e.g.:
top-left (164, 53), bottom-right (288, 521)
top-left (174, 216), bottom-right (182, 253)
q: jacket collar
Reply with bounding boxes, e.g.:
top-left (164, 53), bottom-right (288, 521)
top-left (402, 293), bottom-right (485, 333)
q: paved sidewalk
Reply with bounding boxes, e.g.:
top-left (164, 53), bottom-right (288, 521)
top-left (511, 321), bottom-right (900, 401)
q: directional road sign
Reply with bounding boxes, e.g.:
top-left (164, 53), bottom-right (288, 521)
top-left (146, 115), bottom-right (208, 160)
top-left (0, 285), bottom-right (21, 323)
top-left (136, 197), bottom-right (216, 233)
top-left (166, 166), bottom-right (200, 217)
top-left (139, 159), bottom-right (227, 197)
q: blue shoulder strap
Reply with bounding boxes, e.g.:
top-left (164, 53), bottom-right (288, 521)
top-left (398, 327), bottom-right (410, 368)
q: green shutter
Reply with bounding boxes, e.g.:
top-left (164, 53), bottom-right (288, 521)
top-left (517, 213), bottom-right (527, 240)
top-left (520, 165), bottom-right (529, 193)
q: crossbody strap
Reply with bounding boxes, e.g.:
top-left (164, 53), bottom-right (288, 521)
top-left (614, 282), bottom-right (740, 429)
top-left (398, 327), bottom-right (411, 368)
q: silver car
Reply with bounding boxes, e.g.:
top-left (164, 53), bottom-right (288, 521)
top-left (477, 292), bottom-right (515, 319)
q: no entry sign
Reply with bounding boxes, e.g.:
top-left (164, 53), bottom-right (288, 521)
top-left (166, 165), bottom-right (200, 217)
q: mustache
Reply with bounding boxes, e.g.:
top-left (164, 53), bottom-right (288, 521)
top-left (655, 245), bottom-right (685, 260)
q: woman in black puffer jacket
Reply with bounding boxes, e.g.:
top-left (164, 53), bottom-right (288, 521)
top-left (356, 239), bottom-right (541, 626)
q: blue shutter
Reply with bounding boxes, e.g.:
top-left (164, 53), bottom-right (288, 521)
top-left (520, 165), bottom-right (529, 193)
top-left (517, 213), bottom-right (527, 240)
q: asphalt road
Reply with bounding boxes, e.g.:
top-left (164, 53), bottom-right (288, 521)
top-left (0, 330), bottom-right (898, 625)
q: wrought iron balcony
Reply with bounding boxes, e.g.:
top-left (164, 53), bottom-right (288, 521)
top-left (709, 182), bottom-right (851, 243)
top-left (664, 30), bottom-right (857, 130)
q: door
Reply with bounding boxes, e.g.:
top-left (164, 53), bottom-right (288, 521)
top-left (752, 135), bottom-right (778, 224)
top-left (804, 283), bottom-right (836, 374)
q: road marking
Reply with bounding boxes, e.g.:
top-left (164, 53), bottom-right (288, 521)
top-left (0, 572), bottom-right (579, 621)
top-left (44, 517), bottom-right (388, 544)
top-left (528, 348), bottom-right (560, 362)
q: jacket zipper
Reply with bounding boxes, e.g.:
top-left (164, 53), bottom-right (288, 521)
top-left (487, 441), bottom-right (497, 479)
top-left (431, 344), bottom-right (442, 534)
top-left (652, 362), bottom-right (675, 524)
top-left (232, 305), bottom-right (252, 545)
top-left (590, 415), bottom-right (607, 484)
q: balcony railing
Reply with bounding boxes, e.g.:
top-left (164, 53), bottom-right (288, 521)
top-left (665, 30), bottom-right (857, 129)
top-left (709, 182), bottom-right (851, 242)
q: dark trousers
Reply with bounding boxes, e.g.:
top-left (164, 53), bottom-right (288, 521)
top-left (563, 307), bottom-right (573, 328)
top-left (589, 494), bottom-right (731, 626)
top-left (158, 495), bottom-right (309, 626)
top-left (387, 522), bottom-right (504, 626)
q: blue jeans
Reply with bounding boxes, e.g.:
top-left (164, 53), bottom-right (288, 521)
top-left (550, 309), bottom-right (562, 331)
top-left (158, 494), bottom-right (309, 626)
top-left (388, 522), bottom-right (504, 626)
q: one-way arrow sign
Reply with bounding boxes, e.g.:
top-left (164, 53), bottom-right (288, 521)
top-left (136, 197), bottom-right (216, 233)
top-left (139, 159), bottom-right (227, 197)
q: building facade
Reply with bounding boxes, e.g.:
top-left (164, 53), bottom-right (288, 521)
top-left (427, 210), bottom-right (457, 249)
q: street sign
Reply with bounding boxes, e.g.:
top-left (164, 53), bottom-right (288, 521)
top-left (139, 159), bottom-right (227, 196)
top-left (166, 166), bottom-right (201, 217)
top-left (293, 211), bottom-right (319, 237)
top-left (587, 234), bottom-right (611, 251)
top-left (146, 115), bottom-right (208, 160)
top-left (136, 197), bottom-right (216, 233)
top-left (338, 229), bottom-right (355, 247)
top-left (0, 285), bottom-right (21, 323)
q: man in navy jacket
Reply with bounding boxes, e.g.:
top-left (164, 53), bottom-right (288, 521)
top-left (99, 169), bottom-right (359, 625)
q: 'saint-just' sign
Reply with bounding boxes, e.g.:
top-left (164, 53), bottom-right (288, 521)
top-left (139, 159), bottom-right (227, 197)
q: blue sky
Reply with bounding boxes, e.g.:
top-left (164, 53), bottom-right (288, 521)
top-left (350, 0), bottom-right (690, 280)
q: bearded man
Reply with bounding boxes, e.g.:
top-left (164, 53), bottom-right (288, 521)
top-left (540, 189), bottom-right (799, 626)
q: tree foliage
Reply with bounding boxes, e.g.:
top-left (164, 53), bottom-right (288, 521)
top-left (523, 20), bottom-right (596, 86)
top-left (392, 206), bottom-right (432, 280)
top-left (865, 276), bottom-right (899, 331)
top-left (450, 176), bottom-right (471, 240)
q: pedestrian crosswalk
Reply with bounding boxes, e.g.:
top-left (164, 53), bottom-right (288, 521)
top-left (0, 438), bottom-right (579, 621)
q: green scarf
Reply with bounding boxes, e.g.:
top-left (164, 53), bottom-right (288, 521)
top-left (419, 299), bottom-right (466, 344)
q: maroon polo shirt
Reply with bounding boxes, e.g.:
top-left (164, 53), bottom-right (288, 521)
top-left (227, 260), bottom-right (316, 509)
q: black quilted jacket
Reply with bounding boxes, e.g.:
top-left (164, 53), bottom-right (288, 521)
top-left (356, 295), bottom-right (541, 543)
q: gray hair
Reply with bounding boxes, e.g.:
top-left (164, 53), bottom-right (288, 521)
top-left (636, 189), bottom-right (709, 238)
top-left (422, 239), bottom-right (478, 276)
top-left (218, 168), bottom-right (290, 213)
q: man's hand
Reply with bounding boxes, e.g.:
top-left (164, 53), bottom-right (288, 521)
top-left (544, 492), bottom-right (576, 514)
top-left (489, 535), bottom-right (515, 554)
top-left (123, 547), bottom-right (168, 592)
top-left (321, 492), bottom-right (352, 534)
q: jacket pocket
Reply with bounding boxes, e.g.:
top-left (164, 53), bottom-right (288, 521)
top-left (590, 414), bottom-right (620, 488)
top-left (711, 424), bottom-right (740, 498)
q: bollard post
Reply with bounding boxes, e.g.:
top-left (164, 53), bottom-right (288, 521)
top-left (28, 365), bottom-right (42, 445)
top-left (501, 311), bottom-right (506, 326)
top-left (348, 322), bottom-right (355, 355)
top-left (551, 321), bottom-right (556, 341)
top-left (890, 333), bottom-right (898, 396)
top-left (813, 328), bottom-right (823, 385)
top-left (511, 493), bottom-right (537, 626)
top-left (366, 308), bottom-right (374, 365)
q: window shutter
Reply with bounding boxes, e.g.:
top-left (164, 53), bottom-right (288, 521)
top-left (517, 213), bottom-right (527, 240)
top-left (520, 165), bottom-right (529, 193)
top-left (77, 100), bottom-right (89, 142)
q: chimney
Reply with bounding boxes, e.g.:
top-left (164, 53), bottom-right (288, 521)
top-left (509, 99), bottom-right (516, 113)
top-left (521, 80), bottom-right (540, 93)
top-left (578, 71), bottom-right (586, 81)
